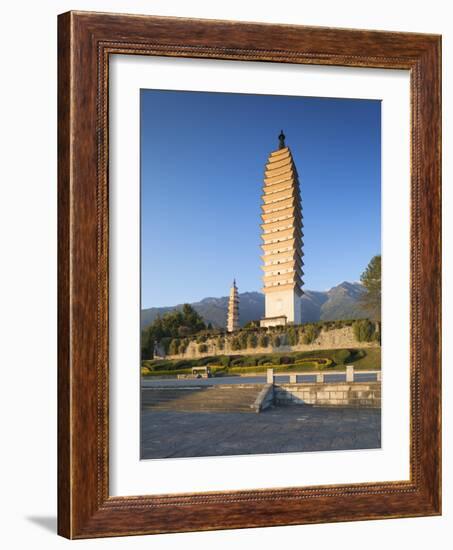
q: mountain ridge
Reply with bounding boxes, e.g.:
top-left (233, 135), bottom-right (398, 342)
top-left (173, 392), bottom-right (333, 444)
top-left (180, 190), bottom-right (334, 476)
top-left (141, 281), bottom-right (369, 330)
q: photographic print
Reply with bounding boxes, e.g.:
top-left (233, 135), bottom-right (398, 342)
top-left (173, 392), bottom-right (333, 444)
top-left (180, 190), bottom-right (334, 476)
top-left (140, 89), bottom-right (382, 460)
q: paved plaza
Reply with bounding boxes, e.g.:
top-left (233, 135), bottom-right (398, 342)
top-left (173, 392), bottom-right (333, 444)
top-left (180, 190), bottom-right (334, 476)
top-left (141, 405), bottom-right (381, 459)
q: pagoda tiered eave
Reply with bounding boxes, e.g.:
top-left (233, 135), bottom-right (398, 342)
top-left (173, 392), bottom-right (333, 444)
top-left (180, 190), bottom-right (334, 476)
top-left (261, 283), bottom-right (304, 296)
top-left (261, 237), bottom-right (304, 253)
top-left (267, 149), bottom-right (291, 163)
top-left (260, 211), bottom-right (302, 231)
top-left (264, 169), bottom-right (297, 185)
top-left (261, 205), bottom-right (299, 222)
top-left (261, 186), bottom-right (300, 205)
top-left (261, 225), bottom-right (303, 243)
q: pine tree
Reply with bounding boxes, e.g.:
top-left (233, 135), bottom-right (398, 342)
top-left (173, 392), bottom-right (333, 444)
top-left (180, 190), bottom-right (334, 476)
top-left (360, 255), bottom-right (381, 322)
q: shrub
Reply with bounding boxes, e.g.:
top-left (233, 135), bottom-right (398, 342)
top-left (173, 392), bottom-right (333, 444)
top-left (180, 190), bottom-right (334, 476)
top-left (333, 349), bottom-right (351, 365)
top-left (151, 360), bottom-right (173, 371)
top-left (178, 338), bottom-right (189, 354)
top-left (279, 355), bottom-right (295, 365)
top-left (143, 368), bottom-right (192, 377)
top-left (258, 334), bottom-right (269, 348)
top-left (168, 339), bottom-right (180, 355)
top-left (231, 357), bottom-right (245, 366)
top-left (257, 356), bottom-right (272, 365)
top-left (198, 343), bottom-right (208, 353)
top-left (230, 337), bottom-right (242, 351)
top-left (293, 358), bottom-right (333, 370)
top-left (315, 358), bottom-right (334, 370)
top-left (238, 332), bottom-right (248, 348)
top-left (353, 320), bottom-right (375, 342)
top-left (374, 323), bottom-right (381, 344)
top-left (213, 367), bottom-right (227, 377)
top-left (247, 333), bottom-right (258, 348)
top-left (160, 336), bottom-right (172, 353)
top-left (193, 356), bottom-right (217, 366)
top-left (294, 361), bottom-right (319, 370)
top-left (287, 328), bottom-right (298, 346)
top-left (220, 355), bottom-right (231, 367)
top-left (243, 355), bottom-right (258, 367)
top-left (349, 349), bottom-right (366, 361)
top-left (301, 324), bottom-right (320, 345)
top-left (172, 360), bottom-right (189, 369)
top-left (244, 320), bottom-right (260, 328)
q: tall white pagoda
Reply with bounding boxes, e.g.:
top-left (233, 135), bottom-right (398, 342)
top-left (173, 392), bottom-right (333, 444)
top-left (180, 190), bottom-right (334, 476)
top-left (260, 131), bottom-right (304, 327)
top-left (226, 279), bottom-right (240, 332)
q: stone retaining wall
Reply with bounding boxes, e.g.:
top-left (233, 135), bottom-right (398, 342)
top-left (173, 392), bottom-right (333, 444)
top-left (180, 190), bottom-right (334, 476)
top-left (165, 326), bottom-right (377, 360)
top-left (274, 381), bottom-right (381, 408)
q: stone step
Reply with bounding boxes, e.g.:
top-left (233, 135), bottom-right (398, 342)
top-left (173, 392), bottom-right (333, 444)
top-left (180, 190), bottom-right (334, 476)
top-left (143, 403), bottom-right (256, 412)
top-left (142, 386), bottom-right (263, 413)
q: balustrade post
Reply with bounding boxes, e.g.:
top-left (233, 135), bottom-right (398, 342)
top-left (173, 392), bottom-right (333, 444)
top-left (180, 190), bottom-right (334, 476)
top-left (266, 368), bottom-right (274, 384)
top-left (346, 365), bottom-right (354, 382)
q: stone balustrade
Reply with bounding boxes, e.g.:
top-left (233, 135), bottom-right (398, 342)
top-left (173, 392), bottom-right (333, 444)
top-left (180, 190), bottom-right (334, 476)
top-left (266, 366), bottom-right (381, 408)
top-left (266, 366), bottom-right (381, 384)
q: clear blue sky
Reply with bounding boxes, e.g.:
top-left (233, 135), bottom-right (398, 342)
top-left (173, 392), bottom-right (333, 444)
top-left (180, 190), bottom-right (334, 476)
top-left (141, 89), bottom-right (381, 308)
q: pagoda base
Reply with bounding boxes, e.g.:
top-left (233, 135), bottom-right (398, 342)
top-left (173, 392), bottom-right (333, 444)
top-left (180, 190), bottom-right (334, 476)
top-left (260, 316), bottom-right (287, 328)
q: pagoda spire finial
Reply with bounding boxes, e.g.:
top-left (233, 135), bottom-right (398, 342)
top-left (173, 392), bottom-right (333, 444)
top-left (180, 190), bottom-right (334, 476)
top-left (278, 130), bottom-right (286, 149)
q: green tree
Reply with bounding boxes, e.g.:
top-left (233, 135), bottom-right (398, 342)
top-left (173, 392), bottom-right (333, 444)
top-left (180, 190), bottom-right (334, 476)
top-left (141, 304), bottom-right (206, 360)
top-left (360, 255), bottom-right (381, 322)
top-left (177, 325), bottom-right (191, 338)
top-left (181, 303), bottom-right (206, 333)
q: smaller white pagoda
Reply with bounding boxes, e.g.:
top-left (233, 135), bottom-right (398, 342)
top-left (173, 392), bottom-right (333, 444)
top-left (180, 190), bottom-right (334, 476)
top-left (226, 280), bottom-right (240, 332)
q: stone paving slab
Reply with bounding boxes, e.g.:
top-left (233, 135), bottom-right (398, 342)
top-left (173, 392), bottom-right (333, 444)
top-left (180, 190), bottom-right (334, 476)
top-left (141, 405), bottom-right (381, 459)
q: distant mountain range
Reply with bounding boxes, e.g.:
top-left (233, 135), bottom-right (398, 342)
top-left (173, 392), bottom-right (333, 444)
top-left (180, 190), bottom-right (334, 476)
top-left (141, 281), bottom-right (368, 331)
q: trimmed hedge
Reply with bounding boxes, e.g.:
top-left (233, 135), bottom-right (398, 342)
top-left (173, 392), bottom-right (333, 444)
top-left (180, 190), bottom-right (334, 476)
top-left (142, 347), bottom-right (377, 376)
top-left (332, 349), bottom-right (351, 365)
top-left (229, 363), bottom-right (320, 374)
